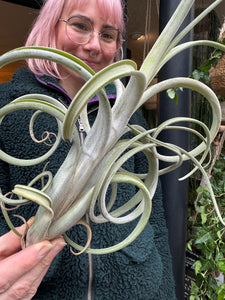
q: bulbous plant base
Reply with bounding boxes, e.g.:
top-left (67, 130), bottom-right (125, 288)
top-left (209, 54), bottom-right (225, 98)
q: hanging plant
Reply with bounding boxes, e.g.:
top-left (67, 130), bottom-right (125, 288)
top-left (190, 40), bottom-right (225, 102)
top-left (186, 19), bottom-right (225, 300)
top-left (209, 20), bottom-right (225, 98)
top-left (0, 0), bottom-right (224, 256)
top-left (191, 18), bottom-right (225, 101)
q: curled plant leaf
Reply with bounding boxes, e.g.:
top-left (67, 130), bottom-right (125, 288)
top-left (0, 0), bottom-right (224, 254)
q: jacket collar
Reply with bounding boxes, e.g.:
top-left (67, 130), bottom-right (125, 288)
top-left (35, 74), bottom-right (117, 106)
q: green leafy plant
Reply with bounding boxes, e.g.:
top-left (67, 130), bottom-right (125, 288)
top-left (191, 40), bottom-right (225, 102)
top-left (166, 87), bottom-right (184, 104)
top-left (187, 126), bottom-right (225, 299)
top-left (188, 151), bottom-right (225, 299)
top-left (0, 0), bottom-right (224, 258)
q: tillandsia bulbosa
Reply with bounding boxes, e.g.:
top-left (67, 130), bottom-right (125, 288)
top-left (0, 0), bottom-right (225, 255)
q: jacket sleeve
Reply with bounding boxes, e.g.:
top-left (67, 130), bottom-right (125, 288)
top-left (0, 82), bottom-right (12, 194)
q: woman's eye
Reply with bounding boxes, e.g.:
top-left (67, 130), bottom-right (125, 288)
top-left (72, 22), bottom-right (90, 33)
top-left (101, 31), bottom-right (116, 42)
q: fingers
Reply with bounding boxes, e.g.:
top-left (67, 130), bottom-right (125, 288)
top-left (8, 239), bottom-right (66, 300)
top-left (0, 237), bottom-right (66, 300)
top-left (0, 217), bottom-right (35, 259)
top-left (0, 225), bottom-right (26, 259)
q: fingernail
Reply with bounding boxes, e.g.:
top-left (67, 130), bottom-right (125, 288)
top-left (34, 242), bottom-right (53, 258)
top-left (52, 241), bottom-right (67, 254)
top-left (27, 216), bottom-right (35, 228)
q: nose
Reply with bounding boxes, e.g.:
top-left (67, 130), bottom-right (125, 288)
top-left (83, 31), bottom-right (101, 53)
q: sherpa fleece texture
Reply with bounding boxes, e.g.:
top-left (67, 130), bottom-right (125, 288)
top-left (0, 68), bottom-right (176, 300)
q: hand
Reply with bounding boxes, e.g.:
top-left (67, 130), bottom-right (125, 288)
top-left (0, 225), bottom-right (66, 300)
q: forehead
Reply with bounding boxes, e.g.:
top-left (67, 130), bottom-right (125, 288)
top-left (63, 0), bottom-right (118, 27)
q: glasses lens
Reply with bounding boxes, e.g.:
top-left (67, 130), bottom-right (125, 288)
top-left (100, 29), bottom-right (119, 52)
top-left (66, 16), bottom-right (92, 44)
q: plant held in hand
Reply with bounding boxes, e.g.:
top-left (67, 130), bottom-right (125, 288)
top-left (0, 0), bottom-right (224, 255)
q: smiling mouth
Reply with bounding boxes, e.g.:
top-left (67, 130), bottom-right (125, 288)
top-left (82, 59), bottom-right (97, 67)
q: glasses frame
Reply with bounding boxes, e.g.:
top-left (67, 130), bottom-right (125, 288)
top-left (59, 16), bottom-right (124, 52)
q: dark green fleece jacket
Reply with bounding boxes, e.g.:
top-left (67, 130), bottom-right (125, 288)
top-left (0, 68), bottom-right (176, 300)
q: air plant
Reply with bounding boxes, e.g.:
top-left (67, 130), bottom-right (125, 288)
top-left (0, 0), bottom-right (225, 256)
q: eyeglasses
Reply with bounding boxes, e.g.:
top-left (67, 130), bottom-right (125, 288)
top-left (59, 16), bottom-right (123, 53)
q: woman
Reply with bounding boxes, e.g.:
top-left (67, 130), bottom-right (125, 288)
top-left (0, 0), bottom-right (176, 299)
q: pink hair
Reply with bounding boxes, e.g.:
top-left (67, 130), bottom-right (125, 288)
top-left (26, 0), bottom-right (125, 77)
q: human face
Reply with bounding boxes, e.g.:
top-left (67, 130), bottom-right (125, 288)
top-left (56, 1), bottom-right (119, 77)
